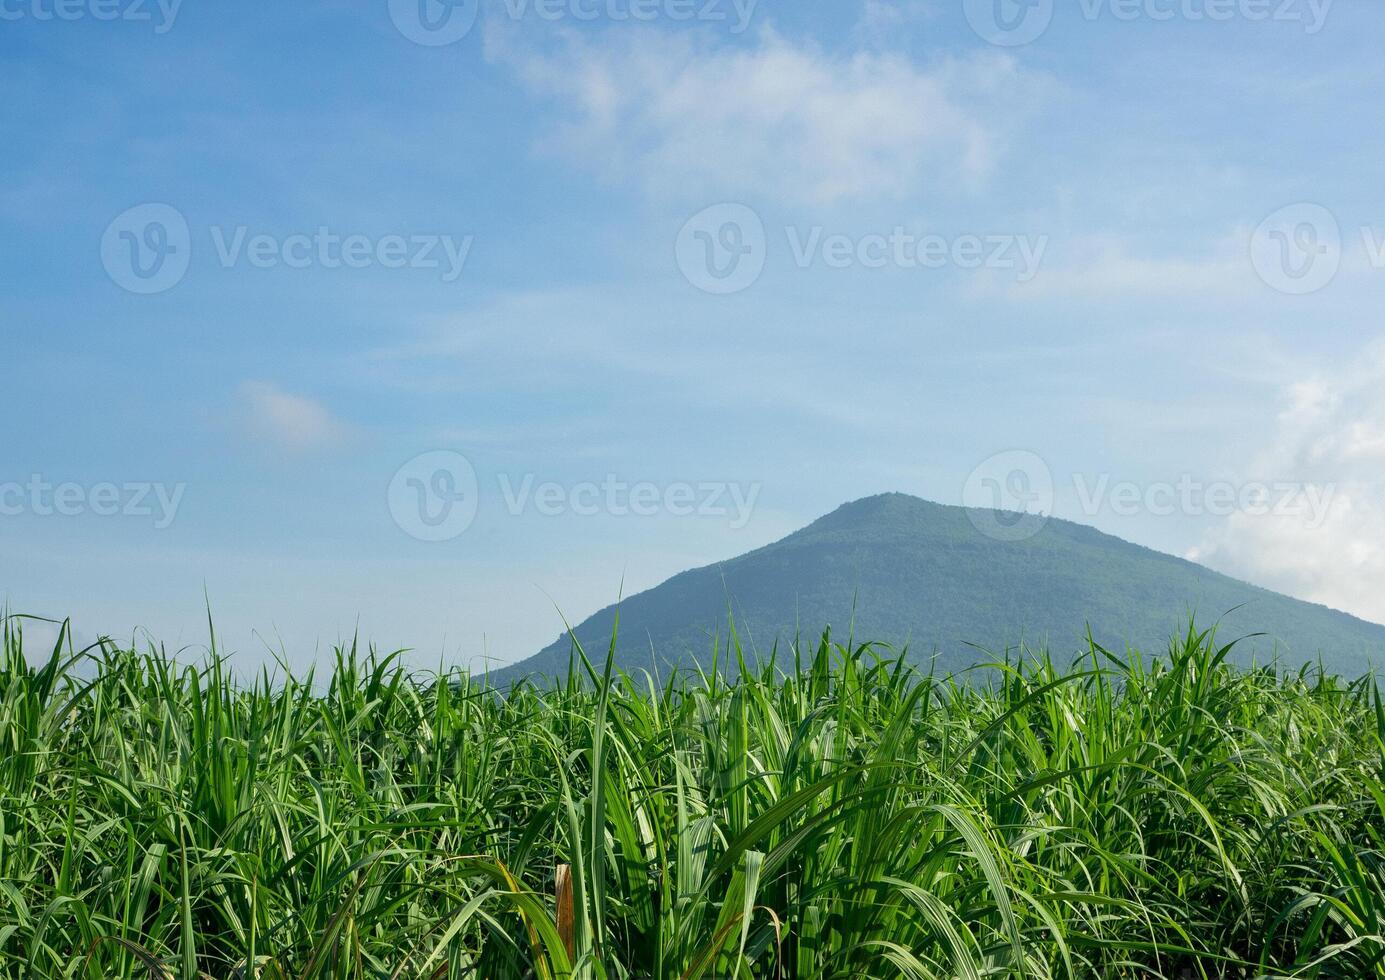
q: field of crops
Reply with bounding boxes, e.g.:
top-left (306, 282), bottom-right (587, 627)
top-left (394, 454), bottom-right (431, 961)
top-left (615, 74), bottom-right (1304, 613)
top-left (2, 617), bottom-right (1383, 979)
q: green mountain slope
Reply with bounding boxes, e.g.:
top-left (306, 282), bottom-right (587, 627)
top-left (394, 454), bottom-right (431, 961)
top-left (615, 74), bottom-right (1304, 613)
top-left (490, 494), bottom-right (1385, 683)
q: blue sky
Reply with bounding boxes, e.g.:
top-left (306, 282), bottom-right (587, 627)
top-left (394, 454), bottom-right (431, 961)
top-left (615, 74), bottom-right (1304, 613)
top-left (3, 0), bottom-right (1383, 669)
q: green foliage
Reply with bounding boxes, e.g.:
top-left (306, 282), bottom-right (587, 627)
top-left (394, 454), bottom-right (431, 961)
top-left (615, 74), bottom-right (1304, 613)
top-left (2, 613), bottom-right (1384, 978)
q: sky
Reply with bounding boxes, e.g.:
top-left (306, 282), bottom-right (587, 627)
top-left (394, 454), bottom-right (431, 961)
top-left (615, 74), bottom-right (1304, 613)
top-left (2, 0), bottom-right (1383, 670)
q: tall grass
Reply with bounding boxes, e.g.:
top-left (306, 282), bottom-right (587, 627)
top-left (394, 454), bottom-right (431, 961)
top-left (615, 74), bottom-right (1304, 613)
top-left (2, 614), bottom-right (1383, 978)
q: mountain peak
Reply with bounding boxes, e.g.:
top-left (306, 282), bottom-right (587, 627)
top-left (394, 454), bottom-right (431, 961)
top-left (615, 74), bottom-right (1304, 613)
top-left (490, 495), bottom-right (1385, 684)
top-left (811, 492), bottom-right (938, 527)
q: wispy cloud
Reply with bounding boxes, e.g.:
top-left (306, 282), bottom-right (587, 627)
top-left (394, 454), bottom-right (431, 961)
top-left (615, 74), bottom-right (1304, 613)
top-left (1189, 345), bottom-right (1385, 625)
top-left (486, 23), bottom-right (1037, 205)
top-left (236, 381), bottom-right (347, 453)
top-left (360, 283), bottom-right (930, 433)
top-left (1009, 231), bottom-right (1256, 301)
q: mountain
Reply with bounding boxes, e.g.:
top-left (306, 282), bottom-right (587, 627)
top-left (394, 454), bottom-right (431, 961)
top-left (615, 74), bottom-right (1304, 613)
top-left (489, 494), bottom-right (1385, 684)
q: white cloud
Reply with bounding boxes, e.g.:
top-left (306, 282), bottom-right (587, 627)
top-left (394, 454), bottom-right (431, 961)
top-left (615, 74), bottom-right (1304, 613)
top-left (237, 381), bottom-right (347, 452)
top-left (1189, 346), bottom-right (1385, 625)
top-left (486, 23), bottom-right (1031, 205)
